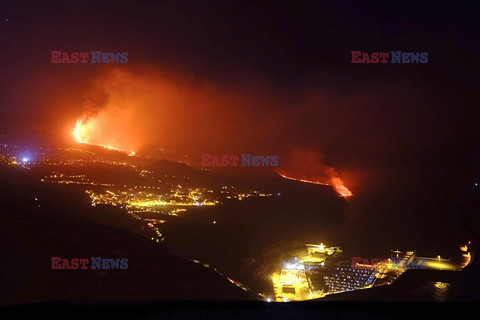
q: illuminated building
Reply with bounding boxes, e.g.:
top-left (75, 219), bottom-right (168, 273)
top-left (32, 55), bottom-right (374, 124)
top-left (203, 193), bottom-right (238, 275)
top-left (272, 243), bottom-right (379, 302)
top-left (271, 242), bottom-right (473, 302)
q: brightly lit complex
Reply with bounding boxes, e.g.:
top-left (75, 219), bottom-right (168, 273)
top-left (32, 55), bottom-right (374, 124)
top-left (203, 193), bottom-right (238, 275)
top-left (270, 243), bottom-right (472, 302)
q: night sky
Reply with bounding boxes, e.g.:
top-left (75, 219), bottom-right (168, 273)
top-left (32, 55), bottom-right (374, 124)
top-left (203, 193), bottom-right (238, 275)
top-left (1, 1), bottom-right (479, 249)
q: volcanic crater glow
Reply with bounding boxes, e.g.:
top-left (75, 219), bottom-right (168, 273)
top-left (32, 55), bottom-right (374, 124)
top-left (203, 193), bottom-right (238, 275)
top-left (73, 119), bottom-right (136, 156)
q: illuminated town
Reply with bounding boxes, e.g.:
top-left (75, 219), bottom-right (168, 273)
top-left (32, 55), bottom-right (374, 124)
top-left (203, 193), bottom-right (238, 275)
top-left (1, 2), bottom-right (479, 316)
top-left (270, 243), bottom-right (472, 302)
top-left (0, 139), bottom-right (475, 303)
top-left (0, 141), bottom-right (273, 245)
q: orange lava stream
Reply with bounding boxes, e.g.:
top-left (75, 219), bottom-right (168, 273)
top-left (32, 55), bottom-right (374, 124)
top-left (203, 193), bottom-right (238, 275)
top-left (278, 173), bottom-right (353, 198)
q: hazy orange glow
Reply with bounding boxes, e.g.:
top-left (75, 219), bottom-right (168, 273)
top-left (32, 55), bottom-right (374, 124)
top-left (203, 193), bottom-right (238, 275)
top-left (279, 173), bottom-right (353, 198)
top-left (70, 69), bottom-right (353, 195)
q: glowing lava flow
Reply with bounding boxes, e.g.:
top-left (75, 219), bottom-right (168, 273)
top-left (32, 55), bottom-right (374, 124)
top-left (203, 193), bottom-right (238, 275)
top-left (279, 174), bottom-right (330, 186)
top-left (72, 119), bottom-right (136, 156)
top-left (279, 173), bottom-right (353, 198)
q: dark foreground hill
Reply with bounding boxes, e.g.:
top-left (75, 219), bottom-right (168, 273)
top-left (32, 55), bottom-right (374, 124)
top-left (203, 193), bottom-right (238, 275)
top-left (0, 166), bottom-right (252, 305)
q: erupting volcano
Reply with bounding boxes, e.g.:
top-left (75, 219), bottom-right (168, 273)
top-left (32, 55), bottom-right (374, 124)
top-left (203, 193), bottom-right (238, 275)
top-left (69, 69), bottom-right (353, 198)
top-left (72, 118), bottom-right (136, 156)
